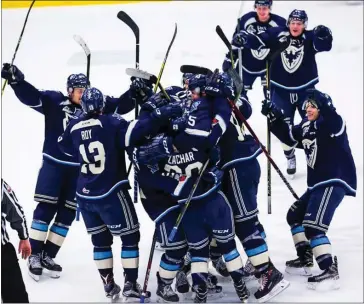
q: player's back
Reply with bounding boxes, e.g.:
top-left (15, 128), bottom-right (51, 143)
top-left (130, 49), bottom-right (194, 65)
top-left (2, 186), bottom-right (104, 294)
top-left (68, 113), bottom-right (129, 198)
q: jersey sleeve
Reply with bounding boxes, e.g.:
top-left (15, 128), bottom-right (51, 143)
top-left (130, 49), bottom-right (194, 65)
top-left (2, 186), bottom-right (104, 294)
top-left (9, 80), bottom-right (65, 115)
top-left (1, 181), bottom-right (29, 240)
top-left (103, 90), bottom-right (136, 115)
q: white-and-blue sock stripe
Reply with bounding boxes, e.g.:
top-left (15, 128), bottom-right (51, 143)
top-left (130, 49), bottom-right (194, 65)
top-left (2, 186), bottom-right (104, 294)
top-left (245, 243), bottom-right (269, 268)
top-left (291, 225), bottom-right (309, 249)
top-left (94, 250), bottom-right (113, 269)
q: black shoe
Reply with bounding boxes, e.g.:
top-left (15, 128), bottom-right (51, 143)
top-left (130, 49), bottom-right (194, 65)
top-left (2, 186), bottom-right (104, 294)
top-left (156, 272), bottom-right (179, 302)
top-left (254, 264), bottom-right (290, 303)
top-left (285, 247), bottom-right (314, 276)
top-left (307, 256), bottom-right (340, 290)
top-left (193, 284), bottom-right (208, 303)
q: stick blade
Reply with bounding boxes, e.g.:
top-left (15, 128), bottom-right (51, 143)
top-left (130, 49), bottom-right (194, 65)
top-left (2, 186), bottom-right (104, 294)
top-left (180, 65), bottom-right (213, 76)
top-left (73, 34), bottom-right (91, 56)
top-left (117, 11), bottom-right (139, 39)
top-left (125, 68), bottom-right (158, 84)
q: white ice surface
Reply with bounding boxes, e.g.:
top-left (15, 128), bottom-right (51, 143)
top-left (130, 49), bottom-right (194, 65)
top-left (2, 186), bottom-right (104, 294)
top-left (1, 1), bottom-right (363, 302)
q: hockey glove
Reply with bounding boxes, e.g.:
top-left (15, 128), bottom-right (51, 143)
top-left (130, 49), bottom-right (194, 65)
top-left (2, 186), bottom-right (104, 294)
top-left (304, 88), bottom-right (335, 112)
top-left (130, 77), bottom-right (154, 104)
top-left (151, 103), bottom-right (183, 122)
top-left (1, 63), bottom-right (24, 85)
top-left (222, 58), bottom-right (232, 72)
top-left (313, 25), bottom-right (332, 40)
top-left (205, 72), bottom-right (235, 100)
top-left (202, 166), bottom-right (224, 186)
top-left (141, 92), bottom-right (169, 112)
top-left (261, 99), bottom-right (284, 123)
top-left (232, 30), bottom-right (249, 47)
top-left (137, 134), bottom-right (174, 165)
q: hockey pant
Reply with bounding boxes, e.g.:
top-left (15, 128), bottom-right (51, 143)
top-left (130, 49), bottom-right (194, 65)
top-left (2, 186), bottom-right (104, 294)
top-left (271, 85), bottom-right (314, 158)
top-left (181, 190), bottom-right (245, 287)
top-left (222, 159), bottom-right (270, 272)
top-left (29, 157), bottom-right (78, 258)
top-left (77, 185), bottom-right (140, 285)
top-left (286, 185), bottom-right (346, 270)
top-left (239, 69), bottom-right (268, 98)
top-left (1, 242), bottom-right (29, 303)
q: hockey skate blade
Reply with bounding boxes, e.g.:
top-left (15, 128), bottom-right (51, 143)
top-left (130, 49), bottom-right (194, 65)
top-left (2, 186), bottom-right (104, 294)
top-left (288, 174), bottom-right (295, 180)
top-left (256, 279), bottom-right (290, 303)
top-left (307, 276), bottom-right (340, 291)
top-left (43, 268), bottom-right (61, 279)
top-left (285, 266), bottom-right (312, 276)
top-left (28, 270), bottom-right (40, 282)
top-left (121, 296), bottom-right (150, 303)
top-left (109, 293), bottom-right (120, 303)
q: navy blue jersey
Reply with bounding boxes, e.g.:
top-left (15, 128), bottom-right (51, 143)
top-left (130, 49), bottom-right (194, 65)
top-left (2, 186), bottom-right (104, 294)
top-left (242, 27), bottom-right (332, 91)
top-left (58, 112), bottom-right (161, 199)
top-left (270, 109), bottom-right (356, 196)
top-left (9, 80), bottom-right (135, 165)
top-left (228, 11), bottom-right (286, 75)
top-left (218, 97), bottom-right (262, 169)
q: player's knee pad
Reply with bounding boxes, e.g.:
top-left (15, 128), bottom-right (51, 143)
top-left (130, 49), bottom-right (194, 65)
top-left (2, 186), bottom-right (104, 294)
top-left (235, 217), bottom-right (258, 241)
top-left (286, 202), bottom-right (303, 227)
top-left (120, 230), bottom-right (140, 247)
top-left (33, 202), bottom-right (58, 224)
top-left (54, 204), bottom-right (76, 226)
top-left (91, 229), bottom-right (113, 248)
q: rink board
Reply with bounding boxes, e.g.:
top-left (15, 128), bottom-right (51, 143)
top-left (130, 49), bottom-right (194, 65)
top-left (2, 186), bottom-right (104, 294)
top-left (2, 0), bottom-right (171, 9)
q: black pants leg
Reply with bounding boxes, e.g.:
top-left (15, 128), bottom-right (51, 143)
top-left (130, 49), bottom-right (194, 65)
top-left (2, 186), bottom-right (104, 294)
top-left (1, 243), bottom-right (29, 303)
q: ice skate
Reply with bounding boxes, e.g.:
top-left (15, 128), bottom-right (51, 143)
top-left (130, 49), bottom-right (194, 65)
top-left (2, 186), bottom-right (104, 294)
top-left (232, 278), bottom-right (250, 303)
top-left (254, 264), bottom-right (290, 303)
top-left (105, 281), bottom-right (121, 303)
top-left (192, 284), bottom-right (208, 303)
top-left (122, 281), bottom-right (151, 303)
top-left (243, 258), bottom-right (259, 281)
top-left (28, 253), bottom-right (43, 282)
top-left (285, 247), bottom-right (314, 276)
top-left (206, 272), bottom-right (223, 299)
top-left (307, 256), bottom-right (340, 291)
top-left (156, 272), bottom-right (179, 302)
top-left (41, 251), bottom-right (62, 278)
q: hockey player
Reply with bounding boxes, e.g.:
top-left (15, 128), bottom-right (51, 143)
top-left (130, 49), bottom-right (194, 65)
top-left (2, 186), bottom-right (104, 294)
top-left (58, 87), bottom-right (181, 301)
top-left (261, 88), bottom-right (356, 289)
top-left (208, 74), bottom-right (290, 302)
top-left (1, 63), bottom-right (148, 281)
top-left (137, 72), bottom-right (250, 303)
top-left (222, 0), bottom-right (286, 97)
top-left (232, 9), bottom-right (333, 176)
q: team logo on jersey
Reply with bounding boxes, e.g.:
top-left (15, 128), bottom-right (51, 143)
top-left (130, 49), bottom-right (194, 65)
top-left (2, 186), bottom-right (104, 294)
top-left (251, 48), bottom-right (270, 60)
top-left (302, 138), bottom-right (317, 169)
top-left (246, 24), bottom-right (270, 60)
top-left (281, 41), bottom-right (305, 74)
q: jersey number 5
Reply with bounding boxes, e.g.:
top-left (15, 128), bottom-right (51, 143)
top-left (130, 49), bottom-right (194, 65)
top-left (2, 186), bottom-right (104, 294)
top-left (79, 141), bottom-right (106, 174)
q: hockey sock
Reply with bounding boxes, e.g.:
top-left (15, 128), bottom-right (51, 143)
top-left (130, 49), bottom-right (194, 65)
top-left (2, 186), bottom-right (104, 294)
top-left (121, 245), bottom-right (139, 283)
top-left (29, 219), bottom-right (49, 254)
top-left (43, 222), bottom-right (69, 258)
top-left (190, 257), bottom-right (209, 287)
top-left (290, 224), bottom-right (310, 257)
top-left (310, 234), bottom-right (333, 270)
top-left (223, 249), bottom-right (244, 281)
top-left (255, 219), bottom-right (267, 240)
top-left (242, 235), bottom-right (270, 273)
top-left (159, 251), bottom-right (184, 281)
top-left (283, 145), bottom-right (295, 159)
top-left (94, 247), bottom-right (114, 284)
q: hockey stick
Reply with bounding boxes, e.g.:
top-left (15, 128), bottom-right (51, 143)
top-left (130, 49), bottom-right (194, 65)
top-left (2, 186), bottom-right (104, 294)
top-left (154, 23), bottom-right (177, 92)
top-left (140, 230), bottom-right (157, 303)
top-left (168, 159), bottom-right (210, 242)
top-left (73, 35), bottom-right (91, 81)
top-left (237, 1), bottom-right (244, 79)
top-left (266, 60), bottom-right (272, 214)
top-left (216, 25), bottom-right (300, 201)
top-left (117, 11), bottom-right (140, 119)
top-left (117, 11), bottom-right (141, 203)
top-left (73, 35), bottom-right (91, 221)
top-left (2, 0), bottom-right (36, 96)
